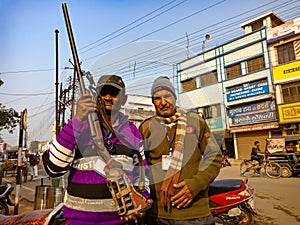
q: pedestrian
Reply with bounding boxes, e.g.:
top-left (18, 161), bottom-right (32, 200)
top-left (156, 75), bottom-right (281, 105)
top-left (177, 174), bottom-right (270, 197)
top-left (43, 75), bottom-right (151, 225)
top-left (139, 76), bottom-right (222, 225)
top-left (28, 153), bottom-right (39, 179)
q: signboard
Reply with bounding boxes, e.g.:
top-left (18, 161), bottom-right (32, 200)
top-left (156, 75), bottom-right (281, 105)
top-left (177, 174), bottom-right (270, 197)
top-left (230, 122), bottom-right (279, 133)
top-left (266, 138), bottom-right (285, 153)
top-left (206, 117), bottom-right (223, 131)
top-left (278, 102), bottom-right (300, 123)
top-left (226, 79), bottom-right (269, 102)
top-left (273, 60), bottom-right (300, 83)
top-left (228, 100), bottom-right (277, 126)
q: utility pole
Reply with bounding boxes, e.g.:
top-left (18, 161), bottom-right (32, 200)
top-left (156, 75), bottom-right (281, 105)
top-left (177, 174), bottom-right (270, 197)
top-left (14, 108), bottom-right (27, 215)
top-left (55, 29), bottom-right (59, 136)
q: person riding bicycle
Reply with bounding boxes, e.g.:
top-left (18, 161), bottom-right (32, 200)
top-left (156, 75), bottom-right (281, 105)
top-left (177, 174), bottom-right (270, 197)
top-left (251, 141), bottom-right (264, 172)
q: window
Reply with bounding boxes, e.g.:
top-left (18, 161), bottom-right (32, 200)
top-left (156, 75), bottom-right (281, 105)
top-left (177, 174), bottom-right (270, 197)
top-left (247, 56), bottom-right (265, 73)
top-left (197, 104), bottom-right (221, 119)
top-left (200, 71), bottom-right (217, 86)
top-left (226, 63), bottom-right (241, 79)
top-left (277, 42), bottom-right (295, 64)
top-left (282, 81), bottom-right (300, 104)
top-left (181, 78), bottom-right (196, 92)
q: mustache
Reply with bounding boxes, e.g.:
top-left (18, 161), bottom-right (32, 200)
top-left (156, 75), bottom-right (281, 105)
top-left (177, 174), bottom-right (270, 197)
top-left (103, 99), bottom-right (113, 104)
top-left (159, 105), bottom-right (170, 109)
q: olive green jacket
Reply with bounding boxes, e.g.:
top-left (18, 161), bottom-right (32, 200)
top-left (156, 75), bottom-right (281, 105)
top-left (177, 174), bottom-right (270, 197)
top-left (139, 111), bottom-right (222, 220)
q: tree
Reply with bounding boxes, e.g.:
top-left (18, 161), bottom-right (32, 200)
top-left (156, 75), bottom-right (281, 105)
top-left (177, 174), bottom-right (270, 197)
top-left (0, 79), bottom-right (20, 136)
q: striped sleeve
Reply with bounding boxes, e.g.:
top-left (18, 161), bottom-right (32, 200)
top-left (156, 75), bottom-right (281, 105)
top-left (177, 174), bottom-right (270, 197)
top-left (43, 118), bottom-right (86, 176)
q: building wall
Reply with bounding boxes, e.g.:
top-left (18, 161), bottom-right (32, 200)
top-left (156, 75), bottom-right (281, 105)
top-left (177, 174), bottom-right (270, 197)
top-left (177, 27), bottom-right (277, 159)
top-left (267, 18), bottom-right (300, 139)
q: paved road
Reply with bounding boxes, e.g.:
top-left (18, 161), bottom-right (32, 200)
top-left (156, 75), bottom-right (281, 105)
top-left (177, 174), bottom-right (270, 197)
top-left (217, 163), bottom-right (300, 225)
top-left (3, 161), bottom-right (300, 225)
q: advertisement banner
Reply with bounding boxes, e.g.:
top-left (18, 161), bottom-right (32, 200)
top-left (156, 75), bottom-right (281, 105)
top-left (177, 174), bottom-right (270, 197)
top-left (266, 138), bottom-right (285, 153)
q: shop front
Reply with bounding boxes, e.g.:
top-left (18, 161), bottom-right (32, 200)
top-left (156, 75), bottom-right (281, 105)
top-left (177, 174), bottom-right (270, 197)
top-left (228, 100), bottom-right (279, 159)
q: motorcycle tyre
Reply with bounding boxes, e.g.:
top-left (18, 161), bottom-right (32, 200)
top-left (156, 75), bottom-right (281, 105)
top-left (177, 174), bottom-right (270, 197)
top-left (238, 208), bottom-right (254, 225)
top-left (240, 161), bottom-right (255, 177)
top-left (0, 201), bottom-right (9, 215)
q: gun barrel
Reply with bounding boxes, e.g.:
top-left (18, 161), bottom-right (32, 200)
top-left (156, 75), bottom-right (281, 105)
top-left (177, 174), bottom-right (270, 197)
top-left (62, 3), bottom-right (85, 95)
top-left (62, 3), bottom-right (98, 138)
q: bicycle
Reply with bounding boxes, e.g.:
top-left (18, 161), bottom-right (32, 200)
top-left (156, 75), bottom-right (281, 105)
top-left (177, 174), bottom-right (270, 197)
top-left (240, 158), bottom-right (281, 178)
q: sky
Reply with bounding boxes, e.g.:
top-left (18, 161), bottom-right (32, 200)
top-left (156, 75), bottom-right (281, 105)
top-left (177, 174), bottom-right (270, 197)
top-left (0, 0), bottom-right (299, 147)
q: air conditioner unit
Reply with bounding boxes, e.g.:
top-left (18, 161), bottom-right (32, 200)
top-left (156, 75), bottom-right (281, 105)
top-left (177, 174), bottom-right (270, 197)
top-left (283, 123), bottom-right (297, 130)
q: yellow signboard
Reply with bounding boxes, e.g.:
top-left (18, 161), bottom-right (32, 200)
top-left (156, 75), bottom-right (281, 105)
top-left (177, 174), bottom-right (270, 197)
top-left (273, 60), bottom-right (300, 83)
top-left (278, 102), bottom-right (300, 122)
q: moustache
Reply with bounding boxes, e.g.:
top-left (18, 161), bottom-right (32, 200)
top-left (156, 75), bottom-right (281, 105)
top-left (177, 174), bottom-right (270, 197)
top-left (159, 106), bottom-right (170, 110)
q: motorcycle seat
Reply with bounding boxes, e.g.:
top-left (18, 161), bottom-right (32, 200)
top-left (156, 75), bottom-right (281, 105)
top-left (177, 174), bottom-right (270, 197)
top-left (208, 179), bottom-right (243, 196)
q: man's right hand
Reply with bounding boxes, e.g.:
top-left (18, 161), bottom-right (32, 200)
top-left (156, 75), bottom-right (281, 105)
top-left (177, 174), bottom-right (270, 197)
top-left (75, 93), bottom-right (97, 121)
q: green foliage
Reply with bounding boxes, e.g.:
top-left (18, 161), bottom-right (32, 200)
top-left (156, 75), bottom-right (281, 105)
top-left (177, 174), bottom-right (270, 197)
top-left (0, 103), bottom-right (20, 134)
top-left (0, 79), bottom-right (20, 136)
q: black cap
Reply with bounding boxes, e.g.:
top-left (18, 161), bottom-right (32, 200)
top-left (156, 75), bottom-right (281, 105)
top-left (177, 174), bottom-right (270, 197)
top-left (96, 75), bottom-right (125, 90)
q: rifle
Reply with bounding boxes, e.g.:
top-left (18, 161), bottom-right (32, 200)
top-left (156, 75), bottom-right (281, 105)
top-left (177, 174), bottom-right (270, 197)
top-left (61, 3), bottom-right (151, 220)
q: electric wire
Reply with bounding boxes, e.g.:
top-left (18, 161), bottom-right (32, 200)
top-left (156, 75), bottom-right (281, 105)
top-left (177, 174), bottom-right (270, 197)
top-left (1, 0), bottom-right (299, 143)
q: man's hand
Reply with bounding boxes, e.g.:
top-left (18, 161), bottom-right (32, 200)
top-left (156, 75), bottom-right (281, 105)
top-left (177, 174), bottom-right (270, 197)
top-left (124, 199), bottom-right (153, 221)
top-left (171, 181), bottom-right (193, 209)
top-left (75, 93), bottom-right (97, 121)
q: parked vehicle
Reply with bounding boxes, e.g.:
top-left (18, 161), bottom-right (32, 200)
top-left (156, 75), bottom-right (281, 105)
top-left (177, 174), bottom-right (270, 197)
top-left (267, 152), bottom-right (300, 178)
top-left (0, 202), bottom-right (66, 224)
top-left (209, 178), bottom-right (256, 225)
top-left (0, 179), bottom-right (256, 225)
top-left (266, 136), bottom-right (300, 178)
top-left (222, 150), bottom-right (232, 167)
top-left (0, 183), bottom-right (15, 215)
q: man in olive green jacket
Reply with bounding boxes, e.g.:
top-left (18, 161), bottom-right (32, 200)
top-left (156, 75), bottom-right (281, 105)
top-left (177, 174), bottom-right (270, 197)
top-left (139, 76), bottom-right (222, 225)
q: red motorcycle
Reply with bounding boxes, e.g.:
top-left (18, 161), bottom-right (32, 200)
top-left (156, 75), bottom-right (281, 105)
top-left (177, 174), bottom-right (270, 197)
top-left (0, 179), bottom-right (255, 225)
top-left (209, 178), bottom-right (256, 225)
top-left (0, 202), bottom-right (66, 225)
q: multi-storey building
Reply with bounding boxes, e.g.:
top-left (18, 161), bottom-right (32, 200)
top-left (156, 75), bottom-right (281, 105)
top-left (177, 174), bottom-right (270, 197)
top-left (266, 16), bottom-right (300, 143)
top-left (176, 11), bottom-right (299, 159)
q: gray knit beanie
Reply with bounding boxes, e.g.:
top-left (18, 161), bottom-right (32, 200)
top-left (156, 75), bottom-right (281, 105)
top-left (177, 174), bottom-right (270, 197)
top-left (151, 76), bottom-right (176, 98)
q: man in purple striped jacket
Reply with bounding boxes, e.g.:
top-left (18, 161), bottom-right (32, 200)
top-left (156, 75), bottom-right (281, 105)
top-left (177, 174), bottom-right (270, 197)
top-left (43, 75), bottom-right (150, 225)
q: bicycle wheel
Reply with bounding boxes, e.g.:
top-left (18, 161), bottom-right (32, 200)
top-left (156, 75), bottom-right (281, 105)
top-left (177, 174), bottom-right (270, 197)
top-left (240, 160), bottom-right (255, 177)
top-left (264, 161), bottom-right (281, 178)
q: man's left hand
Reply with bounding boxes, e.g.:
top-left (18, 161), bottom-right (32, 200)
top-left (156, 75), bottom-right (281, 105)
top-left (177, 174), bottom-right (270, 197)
top-left (125, 199), bottom-right (153, 221)
top-left (171, 181), bottom-right (193, 209)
